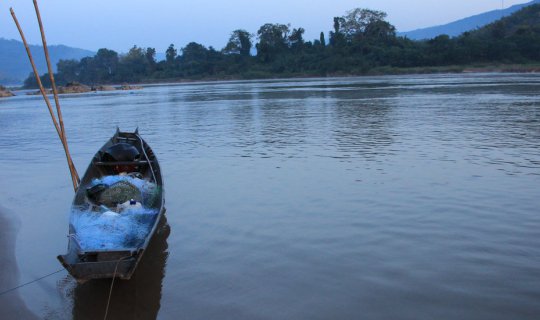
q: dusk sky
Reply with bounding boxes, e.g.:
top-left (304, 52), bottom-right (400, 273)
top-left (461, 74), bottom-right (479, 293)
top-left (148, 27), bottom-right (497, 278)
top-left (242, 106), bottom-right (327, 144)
top-left (0, 0), bottom-right (531, 53)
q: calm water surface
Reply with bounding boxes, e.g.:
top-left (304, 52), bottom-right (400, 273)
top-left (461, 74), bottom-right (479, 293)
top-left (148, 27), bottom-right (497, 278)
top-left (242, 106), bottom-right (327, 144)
top-left (0, 74), bottom-right (539, 319)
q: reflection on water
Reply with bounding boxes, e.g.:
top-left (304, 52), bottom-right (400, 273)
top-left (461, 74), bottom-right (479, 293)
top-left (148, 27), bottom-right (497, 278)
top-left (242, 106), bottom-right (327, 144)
top-left (332, 100), bottom-right (395, 160)
top-left (1, 74), bottom-right (540, 319)
top-left (60, 215), bottom-right (169, 320)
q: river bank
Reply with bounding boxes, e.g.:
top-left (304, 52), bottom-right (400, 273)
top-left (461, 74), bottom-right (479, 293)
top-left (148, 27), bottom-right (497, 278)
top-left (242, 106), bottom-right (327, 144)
top-left (0, 85), bottom-right (15, 97)
top-left (128, 63), bottom-right (540, 85)
top-left (0, 82), bottom-right (143, 97)
top-left (0, 205), bottom-right (38, 320)
top-left (5, 63), bottom-right (539, 95)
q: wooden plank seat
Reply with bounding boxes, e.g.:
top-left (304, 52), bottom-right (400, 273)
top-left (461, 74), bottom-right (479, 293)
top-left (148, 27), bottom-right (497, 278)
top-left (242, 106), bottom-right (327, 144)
top-left (94, 160), bottom-right (149, 166)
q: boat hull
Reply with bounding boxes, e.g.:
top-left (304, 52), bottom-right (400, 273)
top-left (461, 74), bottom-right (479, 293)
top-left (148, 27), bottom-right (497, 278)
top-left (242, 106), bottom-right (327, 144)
top-left (58, 129), bottom-right (165, 282)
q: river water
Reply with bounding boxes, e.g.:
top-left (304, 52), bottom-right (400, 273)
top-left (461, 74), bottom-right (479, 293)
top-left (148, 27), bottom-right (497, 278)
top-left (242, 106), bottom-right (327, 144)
top-left (0, 74), bottom-right (539, 319)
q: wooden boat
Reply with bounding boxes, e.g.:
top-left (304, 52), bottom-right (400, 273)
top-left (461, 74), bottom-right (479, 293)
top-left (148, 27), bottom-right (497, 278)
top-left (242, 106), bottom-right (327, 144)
top-left (58, 129), bottom-right (165, 282)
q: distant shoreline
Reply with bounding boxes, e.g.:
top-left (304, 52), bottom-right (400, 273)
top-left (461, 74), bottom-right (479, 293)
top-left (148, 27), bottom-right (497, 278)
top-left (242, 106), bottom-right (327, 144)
top-left (4, 64), bottom-right (540, 93)
top-left (126, 64), bottom-right (540, 86)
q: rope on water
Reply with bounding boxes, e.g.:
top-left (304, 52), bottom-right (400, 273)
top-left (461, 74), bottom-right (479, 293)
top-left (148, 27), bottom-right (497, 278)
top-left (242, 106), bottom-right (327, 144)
top-left (0, 268), bottom-right (65, 297)
top-left (103, 256), bottom-right (130, 320)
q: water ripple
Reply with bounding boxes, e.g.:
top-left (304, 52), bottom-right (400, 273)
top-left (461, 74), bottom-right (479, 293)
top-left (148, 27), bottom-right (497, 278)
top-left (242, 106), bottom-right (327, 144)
top-left (1, 74), bottom-right (539, 319)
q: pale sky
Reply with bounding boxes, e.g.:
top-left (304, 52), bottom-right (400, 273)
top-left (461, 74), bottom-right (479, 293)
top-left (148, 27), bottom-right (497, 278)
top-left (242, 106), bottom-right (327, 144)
top-left (0, 0), bottom-right (531, 53)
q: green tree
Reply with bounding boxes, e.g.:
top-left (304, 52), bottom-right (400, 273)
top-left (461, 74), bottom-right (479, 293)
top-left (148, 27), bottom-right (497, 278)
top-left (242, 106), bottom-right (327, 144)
top-left (329, 17), bottom-right (346, 48)
top-left (340, 8), bottom-right (389, 42)
top-left (223, 29), bottom-right (253, 56)
top-left (166, 44), bottom-right (177, 63)
top-left (426, 35), bottom-right (456, 65)
top-left (256, 23), bottom-right (290, 62)
top-left (320, 32), bottom-right (326, 47)
top-left (56, 59), bottom-right (80, 83)
top-left (181, 42), bottom-right (208, 62)
top-left (93, 48), bottom-right (119, 82)
top-left (179, 42), bottom-right (212, 76)
top-left (145, 47), bottom-right (156, 64)
top-left (77, 57), bottom-right (98, 84)
top-left (117, 46), bottom-right (148, 82)
top-left (289, 27), bottom-right (305, 51)
top-left (364, 19), bottom-right (396, 42)
top-left (145, 47), bottom-right (157, 74)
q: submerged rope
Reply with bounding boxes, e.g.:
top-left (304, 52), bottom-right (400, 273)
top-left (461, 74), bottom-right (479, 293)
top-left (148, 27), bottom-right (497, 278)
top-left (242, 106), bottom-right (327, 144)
top-left (103, 256), bottom-right (130, 320)
top-left (0, 269), bottom-right (65, 297)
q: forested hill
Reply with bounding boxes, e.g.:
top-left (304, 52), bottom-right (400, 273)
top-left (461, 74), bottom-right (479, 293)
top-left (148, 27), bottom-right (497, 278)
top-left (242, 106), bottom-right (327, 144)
top-left (24, 4), bottom-right (540, 88)
top-left (0, 38), bottom-right (94, 85)
top-left (470, 2), bottom-right (540, 38)
top-left (439, 3), bottom-right (540, 63)
top-left (399, 0), bottom-right (540, 40)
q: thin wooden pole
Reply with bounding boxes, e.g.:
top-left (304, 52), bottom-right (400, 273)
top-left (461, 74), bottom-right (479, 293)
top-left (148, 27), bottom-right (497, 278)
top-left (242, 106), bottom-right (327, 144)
top-left (33, 0), bottom-right (64, 135)
top-left (33, 1), bottom-right (67, 143)
top-left (32, 0), bottom-right (80, 186)
top-left (10, 8), bottom-right (79, 192)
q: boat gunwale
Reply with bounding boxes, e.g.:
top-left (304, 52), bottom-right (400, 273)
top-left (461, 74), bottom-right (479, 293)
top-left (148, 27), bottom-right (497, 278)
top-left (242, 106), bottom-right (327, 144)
top-left (60, 129), bottom-right (165, 281)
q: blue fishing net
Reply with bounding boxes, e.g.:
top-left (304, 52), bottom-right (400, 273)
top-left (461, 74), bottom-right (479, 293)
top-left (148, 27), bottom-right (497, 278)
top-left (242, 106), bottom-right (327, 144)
top-left (71, 206), bottom-right (158, 250)
top-left (70, 175), bottom-right (160, 251)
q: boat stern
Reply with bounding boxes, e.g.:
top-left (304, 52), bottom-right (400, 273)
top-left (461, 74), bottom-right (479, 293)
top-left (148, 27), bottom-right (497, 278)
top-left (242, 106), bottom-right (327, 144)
top-left (57, 250), bottom-right (140, 283)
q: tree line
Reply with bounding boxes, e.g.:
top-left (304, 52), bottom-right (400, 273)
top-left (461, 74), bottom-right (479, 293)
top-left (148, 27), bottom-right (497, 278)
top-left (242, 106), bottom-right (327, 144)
top-left (24, 5), bottom-right (540, 88)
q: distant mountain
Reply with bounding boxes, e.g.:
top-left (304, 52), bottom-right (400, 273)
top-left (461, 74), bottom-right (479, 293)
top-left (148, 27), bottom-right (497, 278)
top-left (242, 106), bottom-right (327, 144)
top-left (399, 0), bottom-right (540, 40)
top-left (0, 38), bottom-right (94, 85)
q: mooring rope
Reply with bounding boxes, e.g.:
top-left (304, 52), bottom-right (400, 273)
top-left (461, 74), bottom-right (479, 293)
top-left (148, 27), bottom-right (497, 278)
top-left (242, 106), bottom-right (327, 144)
top-left (0, 268), bottom-right (65, 297)
top-left (103, 256), bottom-right (130, 320)
top-left (0, 257), bottom-right (130, 320)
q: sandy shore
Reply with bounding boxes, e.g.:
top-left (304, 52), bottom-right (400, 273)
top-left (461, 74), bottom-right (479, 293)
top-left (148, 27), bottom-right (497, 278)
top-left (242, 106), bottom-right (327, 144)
top-left (0, 205), bottom-right (39, 319)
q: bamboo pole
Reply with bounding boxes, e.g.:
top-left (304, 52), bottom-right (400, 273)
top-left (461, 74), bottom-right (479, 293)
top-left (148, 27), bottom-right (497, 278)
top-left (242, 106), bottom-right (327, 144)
top-left (10, 8), bottom-right (79, 192)
top-left (32, 0), bottom-right (80, 186)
